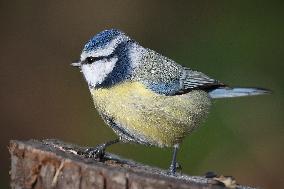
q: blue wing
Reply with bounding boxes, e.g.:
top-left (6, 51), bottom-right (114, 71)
top-left (141, 67), bottom-right (224, 96)
top-left (134, 49), bottom-right (224, 96)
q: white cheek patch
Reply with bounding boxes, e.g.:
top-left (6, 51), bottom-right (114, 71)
top-left (81, 57), bottom-right (118, 87)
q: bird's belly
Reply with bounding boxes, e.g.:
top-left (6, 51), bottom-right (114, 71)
top-left (91, 82), bottom-right (211, 147)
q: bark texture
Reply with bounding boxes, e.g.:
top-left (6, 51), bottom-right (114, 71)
top-left (9, 139), bottom-right (256, 189)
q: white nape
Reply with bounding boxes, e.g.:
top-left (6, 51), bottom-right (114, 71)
top-left (128, 43), bottom-right (145, 69)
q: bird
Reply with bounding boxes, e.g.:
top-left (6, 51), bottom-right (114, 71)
top-left (71, 29), bottom-right (270, 174)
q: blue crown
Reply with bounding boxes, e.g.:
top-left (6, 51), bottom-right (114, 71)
top-left (83, 29), bottom-right (123, 52)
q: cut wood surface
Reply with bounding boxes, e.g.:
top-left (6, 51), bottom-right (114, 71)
top-left (9, 139), bottom-right (257, 189)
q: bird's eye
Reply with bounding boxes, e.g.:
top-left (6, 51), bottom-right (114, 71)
top-left (85, 56), bottom-right (106, 64)
top-left (86, 56), bottom-right (96, 64)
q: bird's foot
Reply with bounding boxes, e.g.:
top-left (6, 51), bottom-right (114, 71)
top-left (78, 139), bottom-right (120, 160)
top-left (167, 162), bottom-right (182, 175)
top-left (78, 144), bottom-right (106, 160)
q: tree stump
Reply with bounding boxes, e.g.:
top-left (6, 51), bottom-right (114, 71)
top-left (9, 139), bottom-right (256, 189)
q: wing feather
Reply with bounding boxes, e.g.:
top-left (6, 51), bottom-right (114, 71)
top-left (177, 68), bottom-right (225, 94)
top-left (132, 46), bottom-right (224, 95)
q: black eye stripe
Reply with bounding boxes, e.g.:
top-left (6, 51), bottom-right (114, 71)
top-left (83, 40), bottom-right (131, 65)
top-left (85, 56), bottom-right (103, 64)
top-left (85, 52), bottom-right (116, 64)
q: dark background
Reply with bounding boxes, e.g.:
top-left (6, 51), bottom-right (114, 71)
top-left (1, 1), bottom-right (283, 188)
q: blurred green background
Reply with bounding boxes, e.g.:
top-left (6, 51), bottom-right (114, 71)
top-left (1, 1), bottom-right (283, 188)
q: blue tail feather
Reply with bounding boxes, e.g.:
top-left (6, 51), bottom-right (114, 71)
top-left (209, 87), bottom-right (271, 99)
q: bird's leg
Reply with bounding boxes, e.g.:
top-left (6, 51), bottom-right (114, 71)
top-left (168, 144), bottom-right (180, 175)
top-left (79, 138), bottom-right (120, 160)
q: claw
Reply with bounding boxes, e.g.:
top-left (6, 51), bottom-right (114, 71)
top-left (79, 144), bottom-right (106, 159)
top-left (78, 139), bottom-right (120, 160)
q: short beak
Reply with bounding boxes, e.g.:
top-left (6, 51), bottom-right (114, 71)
top-left (71, 60), bottom-right (81, 67)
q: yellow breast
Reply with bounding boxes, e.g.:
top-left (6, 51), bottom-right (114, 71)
top-left (91, 82), bottom-right (211, 147)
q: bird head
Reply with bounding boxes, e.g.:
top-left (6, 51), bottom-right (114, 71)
top-left (72, 29), bottom-right (137, 88)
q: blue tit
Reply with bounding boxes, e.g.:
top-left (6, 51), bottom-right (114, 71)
top-left (72, 29), bottom-right (270, 174)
